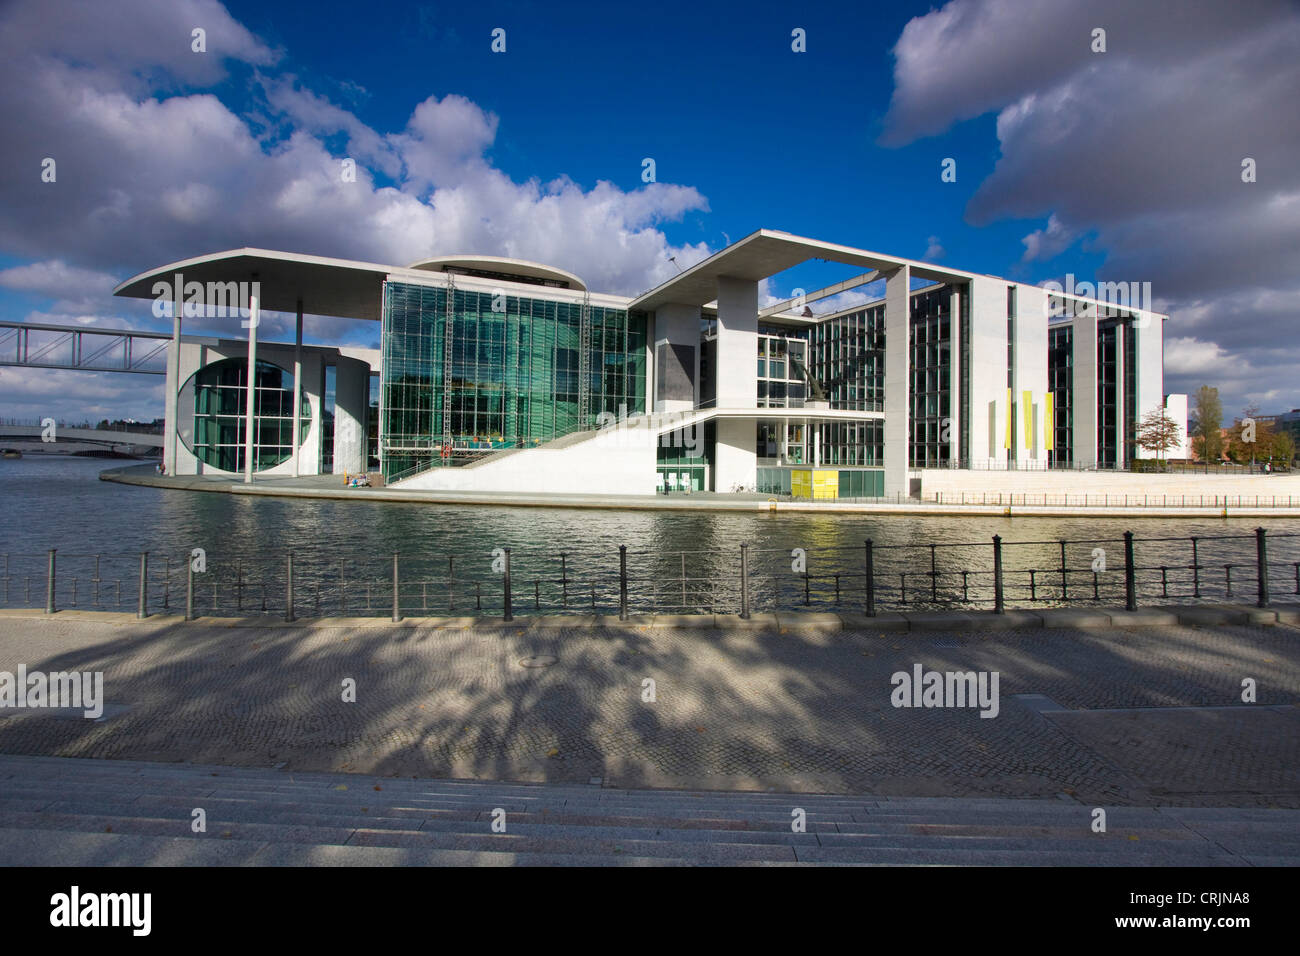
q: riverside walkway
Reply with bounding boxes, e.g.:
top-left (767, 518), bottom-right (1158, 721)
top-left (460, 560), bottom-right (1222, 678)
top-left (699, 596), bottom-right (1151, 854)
top-left (100, 464), bottom-right (1300, 518)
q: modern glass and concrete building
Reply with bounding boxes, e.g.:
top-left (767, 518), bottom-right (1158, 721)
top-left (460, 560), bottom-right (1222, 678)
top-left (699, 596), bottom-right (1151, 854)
top-left (113, 229), bottom-right (1181, 497)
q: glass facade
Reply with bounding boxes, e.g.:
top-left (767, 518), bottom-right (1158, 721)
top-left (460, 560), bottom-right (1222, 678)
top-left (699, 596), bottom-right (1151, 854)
top-left (380, 280), bottom-right (646, 479)
top-left (1123, 318), bottom-right (1137, 467)
top-left (807, 308), bottom-right (884, 411)
top-left (756, 327), bottom-right (808, 408)
top-left (816, 420), bottom-right (884, 466)
top-left (184, 358), bottom-right (310, 473)
top-left (959, 284), bottom-right (970, 464)
top-left (1006, 287), bottom-right (1016, 463)
top-left (1047, 325), bottom-right (1073, 466)
top-left (909, 286), bottom-right (952, 468)
top-left (1097, 321), bottom-right (1120, 467)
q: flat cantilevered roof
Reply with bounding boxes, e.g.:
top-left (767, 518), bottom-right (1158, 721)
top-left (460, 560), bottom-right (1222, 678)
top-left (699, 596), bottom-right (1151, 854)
top-left (408, 255), bottom-right (586, 292)
top-left (630, 229), bottom-right (988, 311)
top-left (115, 248), bottom-right (626, 322)
top-left (113, 248), bottom-right (394, 321)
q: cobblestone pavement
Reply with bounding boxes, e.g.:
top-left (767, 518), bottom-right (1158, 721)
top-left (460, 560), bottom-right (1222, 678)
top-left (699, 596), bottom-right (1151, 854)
top-left (0, 612), bottom-right (1296, 806)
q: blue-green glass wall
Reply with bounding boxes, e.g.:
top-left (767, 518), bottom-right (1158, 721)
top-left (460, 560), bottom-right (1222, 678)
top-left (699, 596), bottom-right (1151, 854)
top-left (381, 281), bottom-right (646, 479)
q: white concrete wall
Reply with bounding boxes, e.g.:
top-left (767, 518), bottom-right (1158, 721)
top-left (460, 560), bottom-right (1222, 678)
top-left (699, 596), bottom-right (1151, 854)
top-left (882, 266), bottom-right (910, 495)
top-left (967, 276), bottom-right (1008, 467)
top-left (1014, 284), bottom-right (1049, 465)
top-left (919, 468), bottom-right (1300, 499)
top-left (167, 338), bottom-right (367, 478)
top-left (1132, 315), bottom-right (1166, 458)
top-left (1165, 393), bottom-right (1191, 459)
top-left (396, 425), bottom-right (658, 494)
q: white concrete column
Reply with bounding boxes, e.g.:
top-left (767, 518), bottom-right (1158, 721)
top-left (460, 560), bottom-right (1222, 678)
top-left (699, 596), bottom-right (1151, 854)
top-left (712, 276), bottom-right (760, 490)
top-left (714, 418), bottom-right (755, 491)
top-left (1072, 308), bottom-right (1099, 468)
top-left (652, 303), bottom-right (699, 413)
top-left (333, 358), bottom-right (368, 475)
top-left (243, 282), bottom-right (258, 484)
top-left (292, 299), bottom-right (303, 477)
top-left (882, 266), bottom-right (911, 496)
top-left (167, 292), bottom-right (182, 476)
top-left (715, 276), bottom-right (758, 408)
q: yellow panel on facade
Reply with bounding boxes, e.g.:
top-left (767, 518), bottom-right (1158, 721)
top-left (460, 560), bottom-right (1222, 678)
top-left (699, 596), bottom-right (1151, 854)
top-left (791, 469), bottom-right (811, 498)
top-left (1044, 392), bottom-right (1055, 451)
top-left (811, 469), bottom-right (838, 500)
top-left (1004, 388), bottom-right (1012, 449)
top-left (1022, 390), bottom-right (1033, 449)
top-left (791, 468), bottom-right (838, 500)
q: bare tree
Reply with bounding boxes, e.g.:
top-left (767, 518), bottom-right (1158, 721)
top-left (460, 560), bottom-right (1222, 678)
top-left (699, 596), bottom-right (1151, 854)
top-left (1134, 407), bottom-right (1182, 466)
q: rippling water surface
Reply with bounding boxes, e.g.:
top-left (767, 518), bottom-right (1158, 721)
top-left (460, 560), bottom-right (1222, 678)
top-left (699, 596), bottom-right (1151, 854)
top-left (3, 456), bottom-right (1298, 616)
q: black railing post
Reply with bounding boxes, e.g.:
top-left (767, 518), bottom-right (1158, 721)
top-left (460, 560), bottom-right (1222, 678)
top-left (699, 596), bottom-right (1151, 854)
top-left (1191, 537), bottom-right (1201, 597)
top-left (1123, 531), bottom-right (1137, 611)
top-left (137, 551), bottom-right (148, 619)
top-left (45, 549), bottom-right (56, 614)
top-left (503, 548), bottom-right (513, 622)
top-left (1256, 527), bottom-right (1270, 608)
top-left (1059, 540), bottom-right (1068, 602)
top-left (739, 543), bottom-right (750, 619)
top-left (285, 551), bottom-right (295, 622)
top-left (992, 535), bottom-right (1004, 613)
top-left (392, 552), bottom-right (400, 622)
top-left (619, 545), bottom-right (628, 621)
top-left (865, 539), bottom-right (876, 616)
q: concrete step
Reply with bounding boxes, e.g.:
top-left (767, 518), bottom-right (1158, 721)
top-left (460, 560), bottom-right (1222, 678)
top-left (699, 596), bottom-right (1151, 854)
top-left (0, 828), bottom-right (699, 867)
top-left (3, 754), bottom-right (1298, 865)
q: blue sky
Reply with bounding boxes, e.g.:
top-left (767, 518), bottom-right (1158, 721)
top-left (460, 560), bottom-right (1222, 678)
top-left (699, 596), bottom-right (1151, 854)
top-left (1, 0), bottom-right (1297, 422)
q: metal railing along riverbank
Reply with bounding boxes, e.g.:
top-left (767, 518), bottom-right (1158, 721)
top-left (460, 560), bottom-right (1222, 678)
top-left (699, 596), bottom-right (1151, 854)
top-left (4, 529), bottom-right (1299, 622)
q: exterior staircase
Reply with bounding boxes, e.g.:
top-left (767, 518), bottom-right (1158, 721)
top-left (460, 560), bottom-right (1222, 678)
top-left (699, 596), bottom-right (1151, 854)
top-left (1, 754), bottom-right (1294, 866)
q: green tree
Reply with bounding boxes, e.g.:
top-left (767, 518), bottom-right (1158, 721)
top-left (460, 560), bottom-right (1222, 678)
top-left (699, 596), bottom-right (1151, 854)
top-left (1226, 403), bottom-right (1275, 464)
top-left (1270, 429), bottom-right (1296, 466)
top-left (1192, 385), bottom-right (1223, 461)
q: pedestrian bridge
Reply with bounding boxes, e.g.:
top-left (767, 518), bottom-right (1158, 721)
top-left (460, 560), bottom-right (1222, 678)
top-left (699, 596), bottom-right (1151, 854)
top-left (0, 425), bottom-right (163, 448)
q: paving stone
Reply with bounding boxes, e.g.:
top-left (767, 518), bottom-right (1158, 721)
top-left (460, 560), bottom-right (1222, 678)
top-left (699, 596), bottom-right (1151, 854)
top-left (1107, 609), bottom-right (1181, 627)
top-left (962, 610), bottom-right (1043, 631)
top-left (648, 614), bottom-right (715, 628)
top-left (838, 611), bottom-right (909, 632)
top-left (1037, 608), bottom-right (1113, 627)
top-left (775, 612), bottom-right (843, 630)
top-left (714, 613), bottom-right (779, 629)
